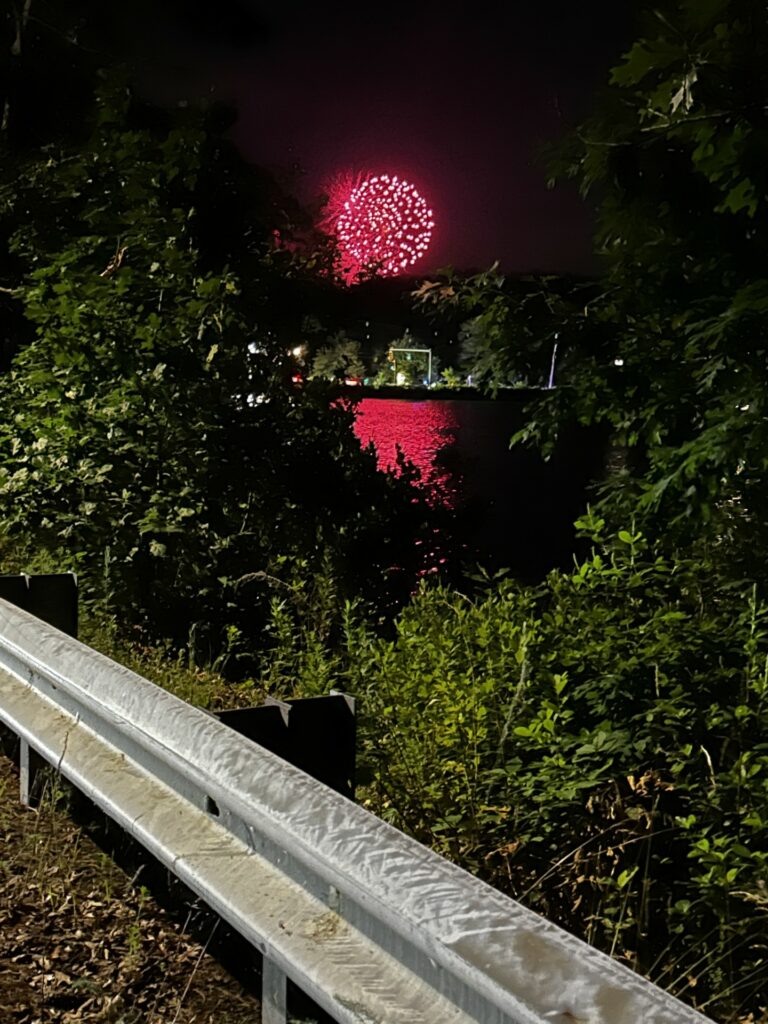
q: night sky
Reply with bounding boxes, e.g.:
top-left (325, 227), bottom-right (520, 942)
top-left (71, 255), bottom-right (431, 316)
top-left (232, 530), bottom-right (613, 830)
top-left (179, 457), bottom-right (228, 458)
top-left (141, 2), bottom-right (634, 276)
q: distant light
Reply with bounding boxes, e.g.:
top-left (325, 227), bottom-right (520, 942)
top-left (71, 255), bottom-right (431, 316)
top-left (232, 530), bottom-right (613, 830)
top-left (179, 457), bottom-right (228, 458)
top-left (614, 358), bottom-right (624, 366)
top-left (291, 345), bottom-right (304, 358)
top-left (740, 403), bottom-right (750, 411)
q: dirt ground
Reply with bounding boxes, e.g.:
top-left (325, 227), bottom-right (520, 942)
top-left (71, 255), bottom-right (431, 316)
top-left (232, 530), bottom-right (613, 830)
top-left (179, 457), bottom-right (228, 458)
top-left (0, 750), bottom-right (261, 1024)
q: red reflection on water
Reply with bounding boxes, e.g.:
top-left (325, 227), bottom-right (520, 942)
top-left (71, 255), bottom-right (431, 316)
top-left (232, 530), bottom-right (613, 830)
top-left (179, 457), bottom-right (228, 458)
top-left (353, 398), bottom-right (460, 507)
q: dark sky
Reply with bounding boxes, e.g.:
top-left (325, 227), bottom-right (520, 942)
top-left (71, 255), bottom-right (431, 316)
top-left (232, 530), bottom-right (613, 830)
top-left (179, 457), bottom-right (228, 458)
top-left (146, 2), bottom-right (634, 275)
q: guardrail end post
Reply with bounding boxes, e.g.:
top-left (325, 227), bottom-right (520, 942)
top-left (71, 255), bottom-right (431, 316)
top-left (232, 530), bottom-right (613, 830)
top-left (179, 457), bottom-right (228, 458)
top-left (262, 956), bottom-right (287, 1024)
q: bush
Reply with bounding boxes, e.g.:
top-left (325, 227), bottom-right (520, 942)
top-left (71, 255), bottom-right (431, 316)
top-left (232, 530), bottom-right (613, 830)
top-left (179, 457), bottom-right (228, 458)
top-left (265, 530), bottom-right (768, 1021)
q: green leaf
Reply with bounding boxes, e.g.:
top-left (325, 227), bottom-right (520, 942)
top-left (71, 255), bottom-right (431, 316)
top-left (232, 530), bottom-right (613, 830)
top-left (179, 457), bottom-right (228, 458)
top-left (717, 179), bottom-right (757, 217)
top-left (610, 41), bottom-right (685, 87)
top-left (617, 866), bottom-right (638, 889)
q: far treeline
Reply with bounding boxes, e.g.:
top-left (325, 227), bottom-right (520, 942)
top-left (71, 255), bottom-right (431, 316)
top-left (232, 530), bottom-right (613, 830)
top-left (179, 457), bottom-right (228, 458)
top-left (1, 2), bottom-right (767, 1021)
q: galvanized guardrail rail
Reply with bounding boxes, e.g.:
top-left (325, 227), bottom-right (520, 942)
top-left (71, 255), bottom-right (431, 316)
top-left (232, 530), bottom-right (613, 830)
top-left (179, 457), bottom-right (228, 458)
top-left (0, 597), bottom-right (712, 1024)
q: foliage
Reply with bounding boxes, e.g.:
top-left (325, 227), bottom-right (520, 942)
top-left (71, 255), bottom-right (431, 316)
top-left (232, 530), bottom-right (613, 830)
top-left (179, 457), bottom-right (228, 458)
top-left (80, 614), bottom-right (261, 711)
top-left (542, 0), bottom-right (768, 546)
top-left (434, 366), bottom-right (464, 389)
top-left (0, 79), bottom-right (432, 660)
top-left (264, 531), bottom-right (768, 1021)
top-left (310, 332), bottom-right (366, 381)
top-left (370, 368), bottom-right (392, 388)
top-left (386, 329), bottom-right (435, 386)
top-left (413, 268), bottom-right (594, 392)
top-left (415, 3), bottom-right (768, 570)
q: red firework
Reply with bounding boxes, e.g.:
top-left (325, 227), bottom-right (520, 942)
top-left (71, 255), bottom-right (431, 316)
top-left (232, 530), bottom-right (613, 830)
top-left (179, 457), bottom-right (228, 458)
top-left (334, 174), bottom-right (434, 283)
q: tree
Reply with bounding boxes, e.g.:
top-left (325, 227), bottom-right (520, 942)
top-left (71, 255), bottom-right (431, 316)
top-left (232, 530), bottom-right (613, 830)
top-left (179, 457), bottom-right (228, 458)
top-left (435, 366), bottom-right (463, 389)
top-left (310, 333), bottom-right (365, 381)
top-left (543, 0), bottom-right (768, 549)
top-left (0, 77), bottom-right (432, 660)
top-left (414, 269), bottom-right (598, 391)
top-left (417, 2), bottom-right (768, 570)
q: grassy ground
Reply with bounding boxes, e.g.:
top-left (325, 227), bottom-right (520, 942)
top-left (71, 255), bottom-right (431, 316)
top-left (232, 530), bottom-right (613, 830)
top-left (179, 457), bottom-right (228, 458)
top-left (0, 751), bottom-right (260, 1023)
top-left (79, 621), bottom-right (263, 712)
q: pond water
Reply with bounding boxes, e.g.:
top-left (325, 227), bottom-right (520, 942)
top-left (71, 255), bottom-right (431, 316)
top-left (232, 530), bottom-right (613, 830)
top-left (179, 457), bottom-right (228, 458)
top-left (353, 398), bottom-right (462, 505)
top-left (353, 396), bottom-right (603, 580)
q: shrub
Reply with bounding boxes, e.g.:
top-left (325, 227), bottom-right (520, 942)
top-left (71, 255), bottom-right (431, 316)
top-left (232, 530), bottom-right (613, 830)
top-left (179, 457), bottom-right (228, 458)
top-left (265, 531), bottom-right (768, 1021)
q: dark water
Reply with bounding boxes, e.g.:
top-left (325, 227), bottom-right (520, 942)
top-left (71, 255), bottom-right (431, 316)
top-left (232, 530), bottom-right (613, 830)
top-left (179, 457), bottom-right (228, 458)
top-left (354, 399), bottom-right (462, 504)
top-left (353, 397), bottom-right (603, 580)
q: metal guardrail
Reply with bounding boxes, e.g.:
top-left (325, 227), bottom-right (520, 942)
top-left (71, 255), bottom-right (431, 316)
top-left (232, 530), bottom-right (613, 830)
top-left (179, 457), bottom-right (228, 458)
top-left (0, 597), bottom-right (713, 1024)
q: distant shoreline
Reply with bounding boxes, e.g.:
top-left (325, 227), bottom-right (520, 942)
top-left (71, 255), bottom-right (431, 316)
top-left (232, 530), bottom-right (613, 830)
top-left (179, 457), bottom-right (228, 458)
top-left (331, 385), bottom-right (547, 402)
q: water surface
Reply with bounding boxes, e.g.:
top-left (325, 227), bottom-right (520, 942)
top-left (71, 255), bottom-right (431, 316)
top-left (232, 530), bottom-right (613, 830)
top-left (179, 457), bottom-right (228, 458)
top-left (353, 396), bottom-right (602, 579)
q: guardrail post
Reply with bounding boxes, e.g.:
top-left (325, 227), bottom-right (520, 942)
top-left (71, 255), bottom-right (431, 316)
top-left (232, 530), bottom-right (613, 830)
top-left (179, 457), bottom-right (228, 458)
top-left (216, 690), bottom-right (356, 799)
top-left (19, 738), bottom-right (41, 806)
top-left (261, 957), bottom-right (287, 1024)
top-left (0, 572), bottom-right (78, 637)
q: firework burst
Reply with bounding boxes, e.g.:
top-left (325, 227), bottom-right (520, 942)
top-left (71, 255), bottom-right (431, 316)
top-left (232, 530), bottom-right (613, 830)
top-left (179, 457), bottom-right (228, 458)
top-left (330, 173), bottom-right (435, 283)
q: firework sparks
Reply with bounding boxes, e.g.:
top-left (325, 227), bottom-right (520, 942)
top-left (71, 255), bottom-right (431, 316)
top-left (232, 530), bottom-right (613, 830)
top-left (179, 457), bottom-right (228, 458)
top-left (333, 174), bottom-right (434, 283)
